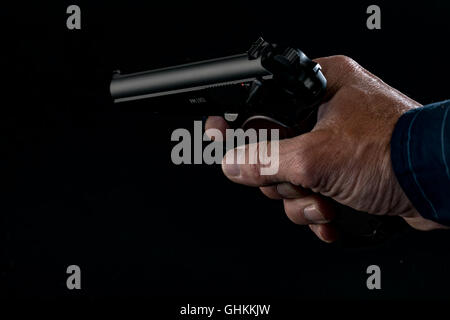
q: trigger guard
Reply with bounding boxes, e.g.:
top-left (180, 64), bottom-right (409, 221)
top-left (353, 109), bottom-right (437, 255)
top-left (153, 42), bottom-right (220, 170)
top-left (240, 115), bottom-right (295, 140)
top-left (241, 115), bottom-right (289, 129)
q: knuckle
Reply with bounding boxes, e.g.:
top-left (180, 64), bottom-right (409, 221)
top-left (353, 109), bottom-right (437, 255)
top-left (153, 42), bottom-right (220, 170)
top-left (288, 146), bottom-right (317, 189)
top-left (332, 55), bottom-right (362, 77)
top-left (333, 55), bottom-right (356, 67)
top-left (239, 143), bottom-right (266, 185)
top-left (247, 162), bottom-right (263, 184)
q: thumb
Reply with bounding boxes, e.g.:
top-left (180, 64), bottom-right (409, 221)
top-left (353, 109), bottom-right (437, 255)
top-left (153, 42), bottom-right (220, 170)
top-left (221, 132), bottom-right (320, 187)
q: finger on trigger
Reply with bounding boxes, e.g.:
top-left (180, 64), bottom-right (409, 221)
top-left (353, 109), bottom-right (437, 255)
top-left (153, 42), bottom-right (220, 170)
top-left (205, 116), bottom-right (229, 140)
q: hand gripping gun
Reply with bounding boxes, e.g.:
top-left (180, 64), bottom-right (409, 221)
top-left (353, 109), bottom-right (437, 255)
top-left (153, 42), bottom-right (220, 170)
top-left (110, 38), bottom-right (406, 246)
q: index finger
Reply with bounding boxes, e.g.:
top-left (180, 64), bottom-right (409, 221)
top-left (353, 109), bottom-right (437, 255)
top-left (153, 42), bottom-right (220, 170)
top-left (205, 116), bottom-right (229, 141)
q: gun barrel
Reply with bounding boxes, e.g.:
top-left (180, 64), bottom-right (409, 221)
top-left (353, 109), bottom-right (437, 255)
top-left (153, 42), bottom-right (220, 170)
top-left (110, 54), bottom-right (270, 103)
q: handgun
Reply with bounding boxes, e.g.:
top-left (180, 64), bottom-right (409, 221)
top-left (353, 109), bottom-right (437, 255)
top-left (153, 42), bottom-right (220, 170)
top-left (110, 38), bottom-right (407, 247)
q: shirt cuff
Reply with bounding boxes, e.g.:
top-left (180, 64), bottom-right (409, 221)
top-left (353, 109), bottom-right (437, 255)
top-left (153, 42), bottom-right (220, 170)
top-left (390, 100), bottom-right (450, 226)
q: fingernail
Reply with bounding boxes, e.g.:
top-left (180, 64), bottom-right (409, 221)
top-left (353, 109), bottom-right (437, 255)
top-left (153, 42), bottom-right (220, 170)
top-left (304, 205), bottom-right (329, 223)
top-left (223, 163), bottom-right (240, 177)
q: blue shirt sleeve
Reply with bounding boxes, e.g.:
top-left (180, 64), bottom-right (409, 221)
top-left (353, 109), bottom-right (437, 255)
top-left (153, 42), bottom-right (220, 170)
top-left (391, 100), bottom-right (450, 225)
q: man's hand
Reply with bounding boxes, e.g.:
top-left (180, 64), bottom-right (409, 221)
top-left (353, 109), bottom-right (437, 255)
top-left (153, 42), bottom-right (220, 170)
top-left (206, 55), bottom-right (448, 243)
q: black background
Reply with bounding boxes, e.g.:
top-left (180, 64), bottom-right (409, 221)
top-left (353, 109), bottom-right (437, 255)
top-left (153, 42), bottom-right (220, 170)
top-left (2, 0), bottom-right (450, 303)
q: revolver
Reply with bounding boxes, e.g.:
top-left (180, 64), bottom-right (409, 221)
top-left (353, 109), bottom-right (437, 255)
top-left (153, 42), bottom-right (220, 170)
top-left (110, 38), bottom-right (407, 247)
